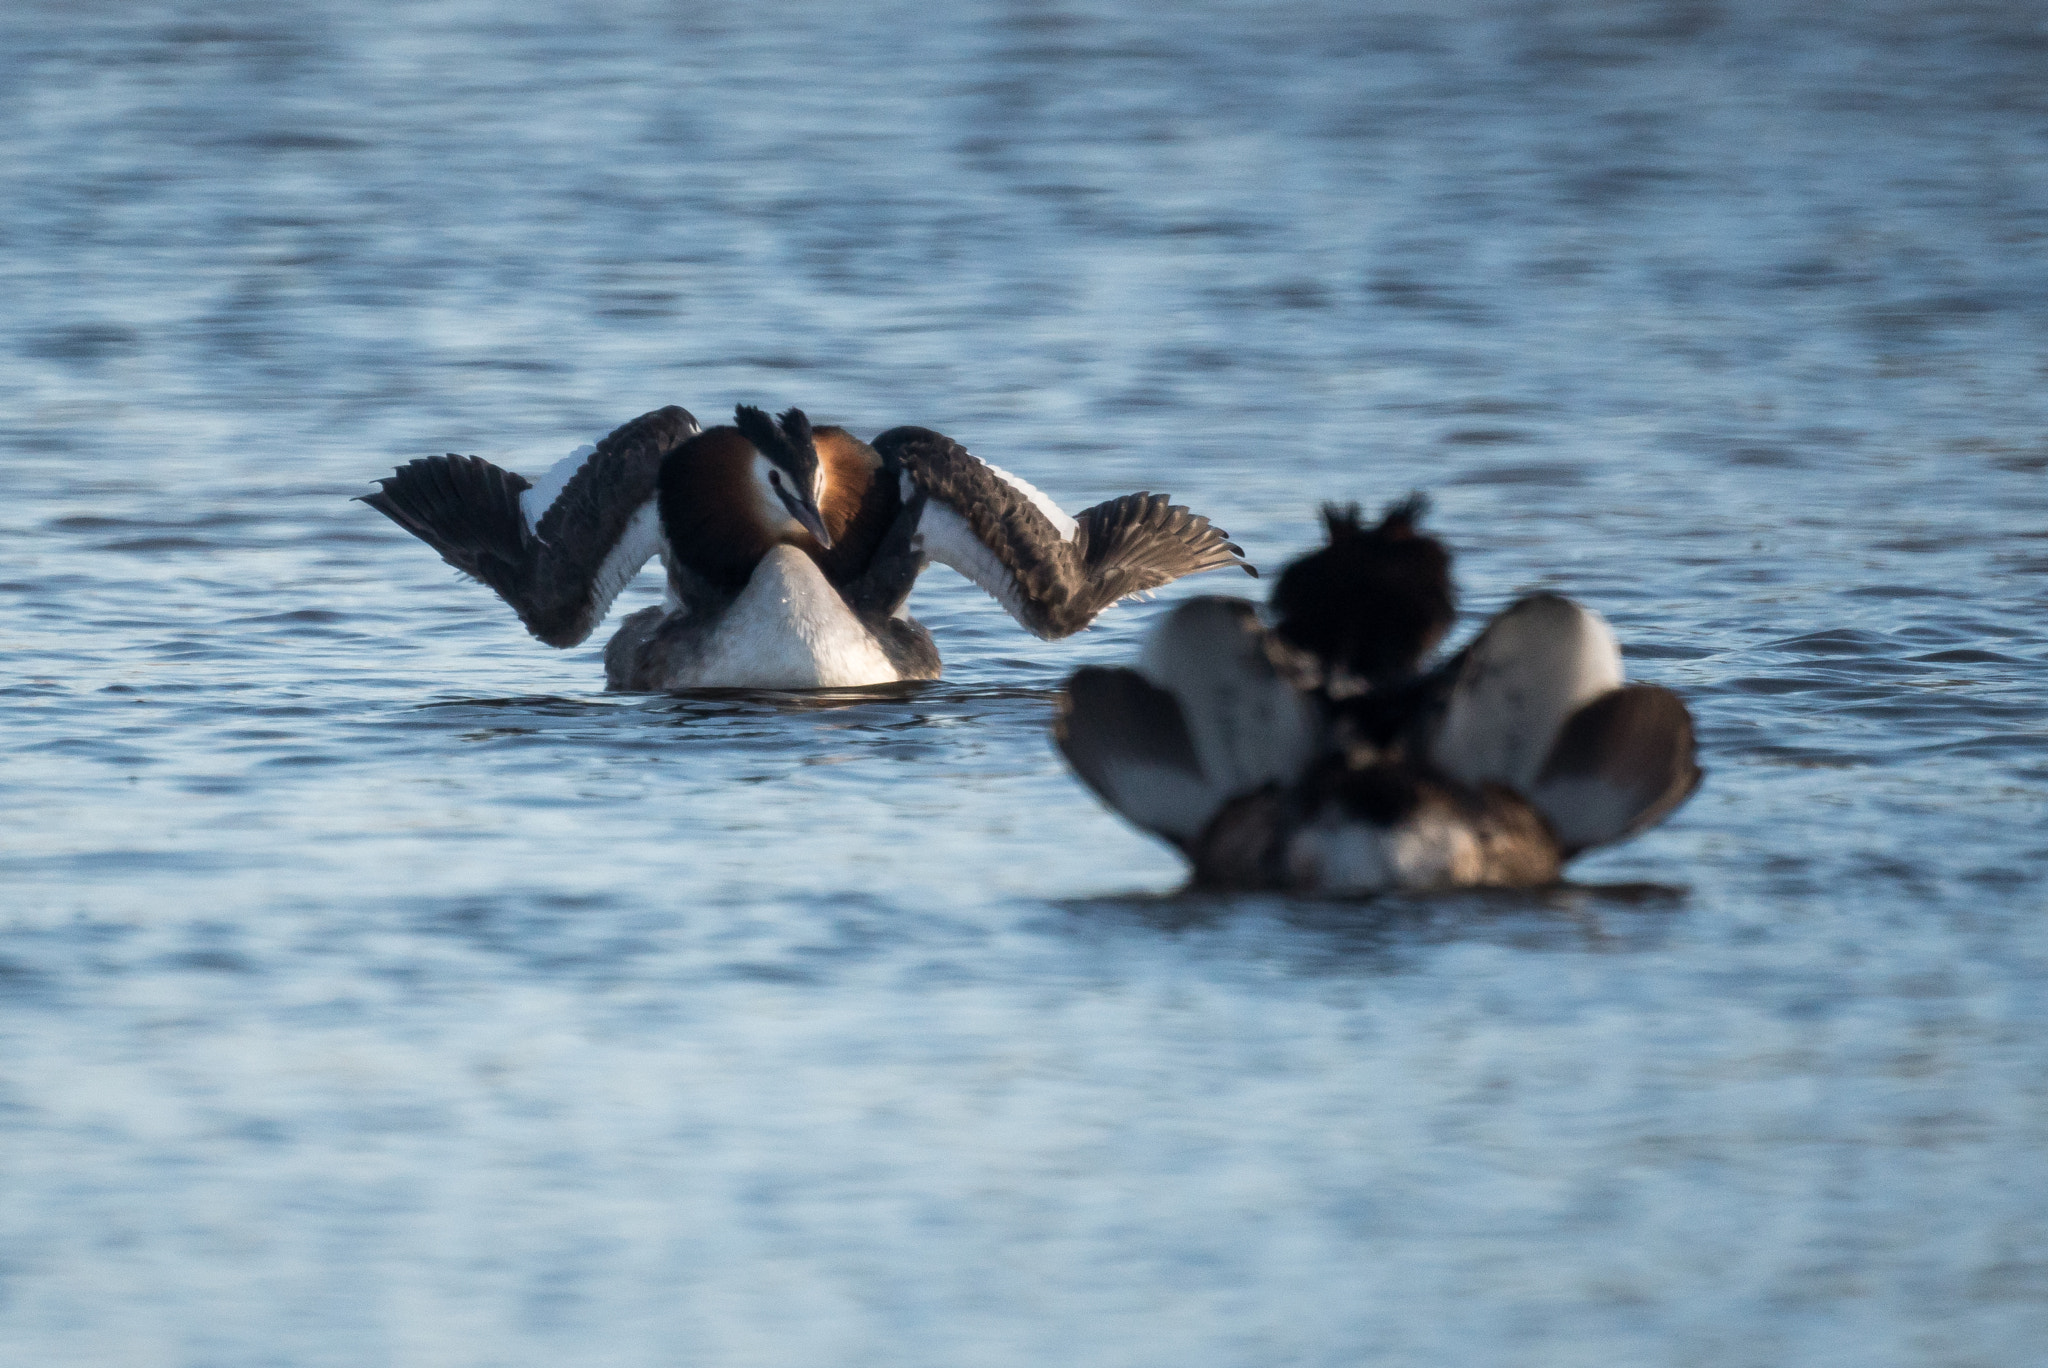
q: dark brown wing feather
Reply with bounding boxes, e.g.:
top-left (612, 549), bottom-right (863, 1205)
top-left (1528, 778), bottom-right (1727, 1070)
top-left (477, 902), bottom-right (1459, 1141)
top-left (1072, 491), bottom-right (1254, 618)
top-left (872, 426), bottom-right (1254, 639)
top-left (359, 405), bottom-right (698, 647)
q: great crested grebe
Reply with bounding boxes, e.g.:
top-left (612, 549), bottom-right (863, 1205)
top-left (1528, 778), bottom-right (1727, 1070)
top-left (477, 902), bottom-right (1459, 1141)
top-left (1055, 500), bottom-right (1701, 894)
top-left (360, 404), bottom-right (1253, 689)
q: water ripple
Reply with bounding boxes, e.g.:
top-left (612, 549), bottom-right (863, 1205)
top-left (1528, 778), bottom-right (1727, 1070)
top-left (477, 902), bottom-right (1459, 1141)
top-left (2, 1), bottom-right (2045, 1363)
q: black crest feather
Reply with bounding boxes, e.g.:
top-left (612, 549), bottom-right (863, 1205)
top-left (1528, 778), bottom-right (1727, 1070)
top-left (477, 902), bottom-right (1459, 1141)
top-left (732, 404), bottom-right (819, 481)
top-left (1322, 494), bottom-right (1429, 542)
top-left (732, 404), bottom-right (782, 453)
top-left (1272, 493), bottom-right (1455, 685)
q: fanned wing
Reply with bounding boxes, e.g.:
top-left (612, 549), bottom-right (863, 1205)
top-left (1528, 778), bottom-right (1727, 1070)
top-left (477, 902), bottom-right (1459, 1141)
top-left (1528, 684), bottom-right (1703, 856)
top-left (1428, 593), bottom-right (1624, 792)
top-left (359, 405), bottom-right (699, 647)
top-left (872, 426), bottom-right (1254, 639)
top-left (1056, 597), bottom-right (1324, 849)
top-left (1057, 666), bottom-right (1215, 846)
top-left (1135, 597), bottom-right (1324, 805)
top-left (1425, 593), bottom-right (1699, 856)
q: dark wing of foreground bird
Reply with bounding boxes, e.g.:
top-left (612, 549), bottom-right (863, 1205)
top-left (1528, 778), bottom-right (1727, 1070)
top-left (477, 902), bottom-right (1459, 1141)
top-left (1055, 597), bottom-right (1323, 848)
top-left (358, 405), bottom-right (699, 647)
top-left (871, 427), bottom-right (1255, 639)
top-left (1419, 593), bottom-right (1702, 854)
top-left (1056, 589), bottom-right (1703, 890)
top-left (1526, 684), bottom-right (1702, 856)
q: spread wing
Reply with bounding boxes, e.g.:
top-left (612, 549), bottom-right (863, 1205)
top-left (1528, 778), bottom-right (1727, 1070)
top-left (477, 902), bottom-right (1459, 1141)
top-left (871, 426), bottom-right (1255, 640)
top-left (1527, 684), bottom-right (1702, 856)
top-left (1057, 597), bottom-right (1324, 849)
top-left (359, 405), bottom-right (699, 647)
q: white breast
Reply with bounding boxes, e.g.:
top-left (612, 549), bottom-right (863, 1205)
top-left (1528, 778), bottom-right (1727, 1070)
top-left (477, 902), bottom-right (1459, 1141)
top-left (676, 546), bottom-right (901, 689)
top-left (1284, 809), bottom-right (1483, 895)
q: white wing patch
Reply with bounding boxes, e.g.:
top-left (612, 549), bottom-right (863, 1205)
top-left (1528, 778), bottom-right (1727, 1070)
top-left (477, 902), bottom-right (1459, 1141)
top-left (1432, 595), bottom-right (1624, 793)
top-left (1137, 598), bottom-right (1322, 801)
top-left (683, 546), bottom-right (900, 688)
top-left (917, 503), bottom-right (1037, 629)
top-left (519, 442), bottom-right (598, 533)
top-left (585, 500), bottom-right (666, 626)
top-left (1526, 774), bottom-right (1645, 854)
top-left (980, 459), bottom-right (1078, 542)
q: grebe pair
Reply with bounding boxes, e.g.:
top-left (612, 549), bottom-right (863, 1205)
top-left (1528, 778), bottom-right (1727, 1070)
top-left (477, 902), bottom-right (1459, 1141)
top-left (361, 404), bottom-right (1250, 690)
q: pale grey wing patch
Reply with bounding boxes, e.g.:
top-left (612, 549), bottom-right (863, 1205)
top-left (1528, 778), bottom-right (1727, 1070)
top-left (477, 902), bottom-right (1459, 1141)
top-left (1429, 593), bottom-right (1624, 793)
top-left (519, 442), bottom-right (597, 534)
top-left (1137, 597), bottom-right (1324, 802)
top-left (1527, 775), bottom-right (1648, 855)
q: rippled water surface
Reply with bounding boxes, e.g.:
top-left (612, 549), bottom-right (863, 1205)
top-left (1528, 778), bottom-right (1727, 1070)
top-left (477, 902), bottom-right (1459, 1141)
top-left (4, 2), bottom-right (2047, 1363)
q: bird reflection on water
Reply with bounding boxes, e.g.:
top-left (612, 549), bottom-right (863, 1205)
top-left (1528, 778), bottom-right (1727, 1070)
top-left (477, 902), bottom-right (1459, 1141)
top-left (1058, 880), bottom-right (1689, 964)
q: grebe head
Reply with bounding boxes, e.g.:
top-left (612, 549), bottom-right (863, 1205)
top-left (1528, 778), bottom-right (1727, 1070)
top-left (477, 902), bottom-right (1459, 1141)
top-left (1271, 495), bottom-right (1455, 688)
top-left (734, 404), bottom-right (833, 549)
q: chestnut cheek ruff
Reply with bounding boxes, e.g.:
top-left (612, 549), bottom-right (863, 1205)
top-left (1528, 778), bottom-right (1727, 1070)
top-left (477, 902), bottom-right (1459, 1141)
top-left (810, 427), bottom-right (899, 585)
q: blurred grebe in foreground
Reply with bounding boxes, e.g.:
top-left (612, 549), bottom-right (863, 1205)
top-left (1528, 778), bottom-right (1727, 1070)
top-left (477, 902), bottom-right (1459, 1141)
top-left (1055, 499), bottom-right (1701, 894)
top-left (360, 405), bottom-right (1252, 689)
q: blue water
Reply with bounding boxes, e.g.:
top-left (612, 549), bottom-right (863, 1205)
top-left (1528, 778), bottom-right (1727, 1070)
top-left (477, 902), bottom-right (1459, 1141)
top-left (4, 2), bottom-right (2046, 1363)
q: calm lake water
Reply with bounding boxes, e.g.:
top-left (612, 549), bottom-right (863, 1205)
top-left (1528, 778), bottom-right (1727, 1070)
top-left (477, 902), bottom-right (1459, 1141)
top-left (3, 2), bottom-right (2046, 1364)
